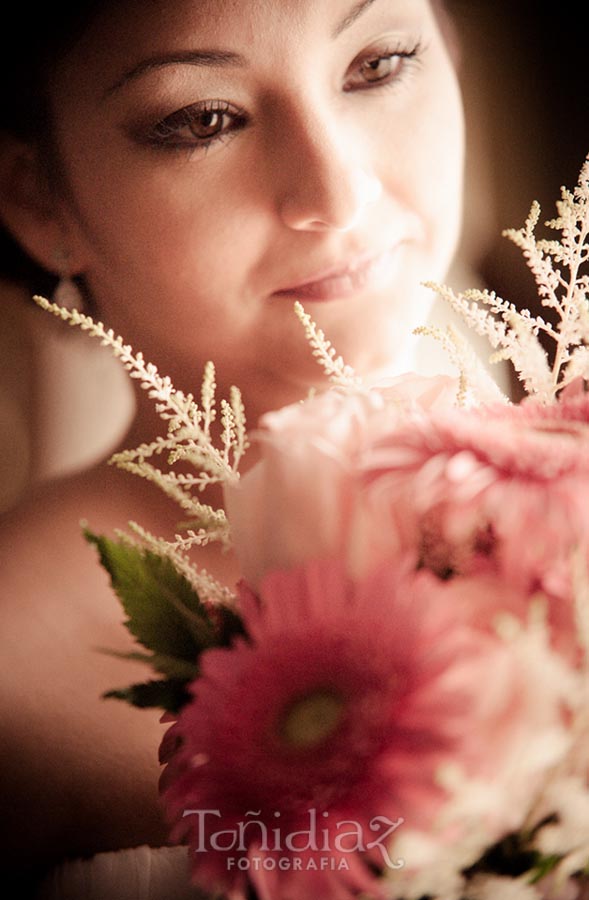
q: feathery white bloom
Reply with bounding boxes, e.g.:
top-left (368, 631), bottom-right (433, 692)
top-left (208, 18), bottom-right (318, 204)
top-left (426, 153), bottom-right (589, 403)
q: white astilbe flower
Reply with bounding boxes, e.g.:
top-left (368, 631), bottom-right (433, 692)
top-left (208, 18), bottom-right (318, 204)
top-left (33, 300), bottom-right (248, 489)
top-left (425, 153), bottom-right (589, 403)
top-left (33, 298), bottom-right (247, 593)
top-left (413, 322), bottom-right (510, 407)
top-left (294, 300), bottom-right (361, 386)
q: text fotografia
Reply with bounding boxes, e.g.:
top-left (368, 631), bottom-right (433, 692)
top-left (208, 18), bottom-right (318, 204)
top-left (182, 808), bottom-right (405, 871)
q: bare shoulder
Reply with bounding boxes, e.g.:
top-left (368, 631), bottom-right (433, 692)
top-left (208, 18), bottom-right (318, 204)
top-left (0, 467), bottom-right (171, 872)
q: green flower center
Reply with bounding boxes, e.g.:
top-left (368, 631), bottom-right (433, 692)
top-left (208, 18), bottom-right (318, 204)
top-left (280, 690), bottom-right (345, 749)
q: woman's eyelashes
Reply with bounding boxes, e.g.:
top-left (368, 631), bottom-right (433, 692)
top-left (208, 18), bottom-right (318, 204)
top-left (145, 100), bottom-right (248, 151)
top-left (142, 38), bottom-right (425, 153)
top-left (343, 39), bottom-right (425, 92)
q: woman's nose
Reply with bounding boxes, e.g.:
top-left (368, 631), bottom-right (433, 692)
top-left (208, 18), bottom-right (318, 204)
top-left (275, 112), bottom-right (382, 233)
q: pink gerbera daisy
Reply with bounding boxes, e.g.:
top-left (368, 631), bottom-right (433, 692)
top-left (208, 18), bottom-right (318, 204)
top-left (359, 387), bottom-right (589, 659)
top-left (159, 559), bottom-right (525, 900)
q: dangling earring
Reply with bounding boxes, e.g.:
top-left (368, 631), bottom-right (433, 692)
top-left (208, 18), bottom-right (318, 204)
top-left (52, 248), bottom-right (85, 312)
top-left (53, 274), bottom-right (85, 311)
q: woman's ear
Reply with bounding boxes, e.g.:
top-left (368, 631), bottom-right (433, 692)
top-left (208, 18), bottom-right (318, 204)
top-left (0, 137), bottom-right (85, 276)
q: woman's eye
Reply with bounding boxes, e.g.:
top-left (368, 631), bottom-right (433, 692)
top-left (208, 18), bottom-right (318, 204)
top-left (362, 54), bottom-right (402, 84)
top-left (344, 42), bottom-right (423, 92)
top-left (148, 101), bottom-right (247, 149)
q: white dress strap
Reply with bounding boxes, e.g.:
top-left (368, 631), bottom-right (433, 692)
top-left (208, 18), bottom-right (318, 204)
top-left (35, 845), bottom-right (210, 900)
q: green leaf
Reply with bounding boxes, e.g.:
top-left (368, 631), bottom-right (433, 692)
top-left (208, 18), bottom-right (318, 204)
top-left (103, 678), bottom-right (192, 714)
top-left (85, 528), bottom-right (218, 662)
top-left (528, 853), bottom-right (562, 884)
top-left (95, 647), bottom-right (199, 681)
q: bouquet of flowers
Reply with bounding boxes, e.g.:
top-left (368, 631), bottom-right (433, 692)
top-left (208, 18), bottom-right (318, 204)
top-left (36, 156), bottom-right (589, 900)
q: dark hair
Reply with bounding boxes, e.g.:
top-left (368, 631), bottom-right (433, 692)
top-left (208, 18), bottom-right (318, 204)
top-left (0, 2), bottom-right (113, 292)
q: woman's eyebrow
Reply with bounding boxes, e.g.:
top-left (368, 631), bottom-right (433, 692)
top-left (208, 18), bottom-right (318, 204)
top-left (104, 49), bottom-right (247, 99)
top-left (104, 0), bottom-right (382, 99)
top-left (333, 0), bottom-right (381, 38)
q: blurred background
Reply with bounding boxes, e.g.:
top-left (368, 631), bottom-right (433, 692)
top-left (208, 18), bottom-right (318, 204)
top-left (1, 1), bottom-right (588, 515)
top-left (450, 1), bottom-right (588, 312)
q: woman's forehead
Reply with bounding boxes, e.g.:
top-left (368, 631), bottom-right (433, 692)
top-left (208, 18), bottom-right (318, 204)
top-left (70, 0), bottom-right (432, 49)
top-left (54, 0), bottom-right (434, 92)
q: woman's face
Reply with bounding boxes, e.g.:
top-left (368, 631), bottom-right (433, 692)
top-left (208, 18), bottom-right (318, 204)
top-left (48, 0), bottom-right (464, 416)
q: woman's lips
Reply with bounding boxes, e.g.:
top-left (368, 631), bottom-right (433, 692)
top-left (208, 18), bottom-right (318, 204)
top-left (271, 248), bottom-right (400, 303)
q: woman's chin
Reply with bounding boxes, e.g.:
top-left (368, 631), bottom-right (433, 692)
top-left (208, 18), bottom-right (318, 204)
top-left (328, 329), bottom-right (427, 384)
